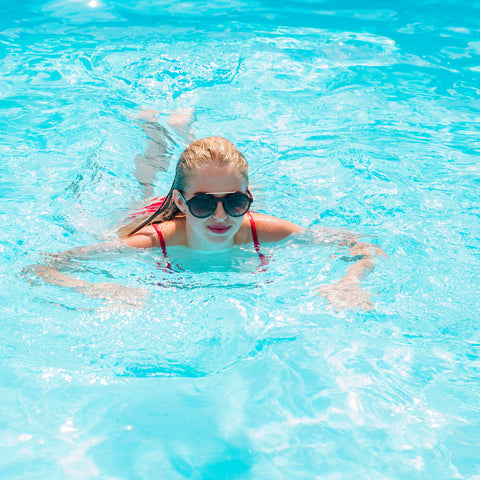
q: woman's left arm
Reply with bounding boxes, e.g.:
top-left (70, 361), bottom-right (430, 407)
top-left (252, 214), bottom-right (385, 311)
top-left (317, 240), bottom-right (385, 311)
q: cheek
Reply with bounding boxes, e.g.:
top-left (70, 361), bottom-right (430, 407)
top-left (231, 216), bottom-right (244, 232)
top-left (185, 212), bottom-right (211, 232)
top-left (185, 212), bottom-right (201, 226)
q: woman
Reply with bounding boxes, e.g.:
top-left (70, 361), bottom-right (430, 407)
top-left (32, 111), bottom-right (384, 311)
top-left (120, 136), bottom-right (302, 252)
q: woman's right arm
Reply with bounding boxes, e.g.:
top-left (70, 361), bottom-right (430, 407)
top-left (26, 240), bottom-right (152, 308)
top-left (120, 226), bottom-right (159, 248)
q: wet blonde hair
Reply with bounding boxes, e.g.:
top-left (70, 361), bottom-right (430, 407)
top-left (118, 136), bottom-right (249, 237)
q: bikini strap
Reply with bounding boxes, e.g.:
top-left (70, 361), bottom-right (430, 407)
top-left (152, 223), bottom-right (167, 257)
top-left (153, 214), bottom-right (266, 268)
top-left (247, 211), bottom-right (260, 252)
top-left (247, 212), bottom-right (269, 271)
top-left (152, 223), bottom-right (179, 273)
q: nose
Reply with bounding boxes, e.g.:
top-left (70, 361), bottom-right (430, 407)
top-left (212, 199), bottom-right (227, 221)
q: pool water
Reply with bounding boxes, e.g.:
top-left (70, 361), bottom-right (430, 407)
top-left (1, 0), bottom-right (479, 478)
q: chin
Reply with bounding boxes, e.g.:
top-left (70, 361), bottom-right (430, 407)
top-left (207, 233), bottom-right (233, 243)
top-left (204, 229), bottom-right (236, 245)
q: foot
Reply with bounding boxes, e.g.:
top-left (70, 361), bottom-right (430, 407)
top-left (167, 107), bottom-right (196, 143)
top-left (137, 109), bottom-right (159, 123)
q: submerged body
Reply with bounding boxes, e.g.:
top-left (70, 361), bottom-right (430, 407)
top-left (31, 111), bottom-right (384, 311)
top-left (123, 162), bottom-right (301, 251)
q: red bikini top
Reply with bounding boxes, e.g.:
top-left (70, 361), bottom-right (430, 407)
top-left (131, 200), bottom-right (268, 269)
top-left (152, 211), bottom-right (267, 268)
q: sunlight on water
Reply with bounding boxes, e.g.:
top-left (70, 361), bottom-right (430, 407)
top-left (0, 0), bottom-right (479, 478)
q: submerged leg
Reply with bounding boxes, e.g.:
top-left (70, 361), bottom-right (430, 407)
top-left (134, 110), bottom-right (173, 197)
top-left (167, 107), bottom-right (196, 144)
top-left (134, 109), bottom-right (196, 197)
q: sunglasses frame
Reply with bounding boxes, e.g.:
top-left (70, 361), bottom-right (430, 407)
top-left (178, 190), bottom-right (253, 218)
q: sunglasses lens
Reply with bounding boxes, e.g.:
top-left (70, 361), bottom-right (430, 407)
top-left (185, 193), bottom-right (252, 218)
top-left (188, 195), bottom-right (217, 218)
top-left (224, 193), bottom-right (251, 216)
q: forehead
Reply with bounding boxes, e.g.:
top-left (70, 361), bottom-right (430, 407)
top-left (185, 164), bottom-right (246, 194)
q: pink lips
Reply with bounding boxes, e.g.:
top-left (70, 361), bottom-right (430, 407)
top-left (207, 225), bottom-right (232, 234)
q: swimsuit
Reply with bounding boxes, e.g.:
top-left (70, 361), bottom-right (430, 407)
top-left (152, 211), bottom-right (269, 269)
top-left (128, 197), bottom-right (166, 219)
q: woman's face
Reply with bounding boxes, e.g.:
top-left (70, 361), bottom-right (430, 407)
top-left (173, 163), bottom-right (248, 250)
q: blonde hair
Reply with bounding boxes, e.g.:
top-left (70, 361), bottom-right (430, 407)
top-left (118, 137), bottom-right (249, 237)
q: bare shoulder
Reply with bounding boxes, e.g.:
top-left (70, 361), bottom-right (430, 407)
top-left (120, 218), bottom-right (186, 249)
top-left (245, 212), bottom-right (304, 243)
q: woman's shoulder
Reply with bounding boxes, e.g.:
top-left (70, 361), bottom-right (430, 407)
top-left (240, 212), bottom-right (304, 244)
top-left (121, 217), bottom-right (186, 248)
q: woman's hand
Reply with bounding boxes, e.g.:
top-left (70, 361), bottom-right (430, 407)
top-left (318, 279), bottom-right (374, 312)
top-left (77, 282), bottom-right (150, 309)
top-left (319, 240), bottom-right (385, 311)
top-left (29, 265), bottom-right (150, 310)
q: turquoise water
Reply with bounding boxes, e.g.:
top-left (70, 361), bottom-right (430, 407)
top-left (1, 0), bottom-right (480, 478)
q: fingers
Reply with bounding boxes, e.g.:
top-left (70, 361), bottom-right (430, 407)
top-left (317, 283), bottom-right (375, 312)
top-left (361, 298), bottom-right (374, 311)
top-left (137, 109), bottom-right (159, 122)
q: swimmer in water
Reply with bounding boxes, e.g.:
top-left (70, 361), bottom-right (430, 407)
top-left (31, 108), bottom-right (384, 311)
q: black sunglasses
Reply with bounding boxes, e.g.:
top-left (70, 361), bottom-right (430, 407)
top-left (178, 191), bottom-right (253, 218)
